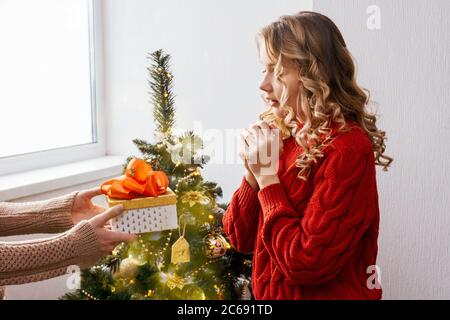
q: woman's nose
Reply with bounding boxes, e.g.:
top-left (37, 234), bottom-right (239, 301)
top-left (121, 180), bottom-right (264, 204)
top-left (259, 74), bottom-right (272, 93)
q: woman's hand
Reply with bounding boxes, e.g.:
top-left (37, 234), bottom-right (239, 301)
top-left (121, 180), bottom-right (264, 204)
top-left (241, 120), bottom-right (282, 189)
top-left (239, 135), bottom-right (259, 191)
top-left (71, 187), bottom-right (107, 225)
top-left (88, 205), bottom-right (136, 254)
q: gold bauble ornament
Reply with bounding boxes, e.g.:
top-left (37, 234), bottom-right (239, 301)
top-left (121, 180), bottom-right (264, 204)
top-left (204, 233), bottom-right (231, 259)
top-left (181, 284), bottom-right (206, 300)
top-left (129, 252), bottom-right (147, 266)
top-left (127, 241), bottom-right (147, 266)
top-left (116, 257), bottom-right (138, 278)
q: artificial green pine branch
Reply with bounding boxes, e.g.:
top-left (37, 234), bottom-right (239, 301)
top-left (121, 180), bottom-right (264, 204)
top-left (147, 50), bottom-right (176, 138)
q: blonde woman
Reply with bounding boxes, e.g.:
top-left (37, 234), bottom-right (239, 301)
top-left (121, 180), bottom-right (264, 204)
top-left (223, 11), bottom-right (392, 299)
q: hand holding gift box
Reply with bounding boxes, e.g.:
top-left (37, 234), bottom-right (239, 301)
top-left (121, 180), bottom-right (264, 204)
top-left (101, 158), bottom-right (178, 234)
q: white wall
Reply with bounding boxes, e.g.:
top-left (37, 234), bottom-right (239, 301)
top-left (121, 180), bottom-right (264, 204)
top-left (103, 0), bottom-right (313, 202)
top-left (313, 0), bottom-right (450, 299)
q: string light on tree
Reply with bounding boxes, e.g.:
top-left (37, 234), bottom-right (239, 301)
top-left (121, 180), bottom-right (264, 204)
top-left (61, 49), bottom-right (252, 301)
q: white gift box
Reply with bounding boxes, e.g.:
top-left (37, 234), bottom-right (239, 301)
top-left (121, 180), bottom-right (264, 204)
top-left (106, 188), bottom-right (178, 234)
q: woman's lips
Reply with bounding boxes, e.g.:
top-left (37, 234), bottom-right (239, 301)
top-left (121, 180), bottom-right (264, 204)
top-left (268, 99), bottom-right (279, 107)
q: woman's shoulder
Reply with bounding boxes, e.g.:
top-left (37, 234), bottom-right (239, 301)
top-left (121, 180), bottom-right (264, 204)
top-left (327, 120), bottom-right (373, 156)
top-left (312, 121), bottom-right (375, 179)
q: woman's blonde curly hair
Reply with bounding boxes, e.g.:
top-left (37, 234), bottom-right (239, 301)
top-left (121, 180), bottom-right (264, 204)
top-left (257, 11), bottom-right (393, 181)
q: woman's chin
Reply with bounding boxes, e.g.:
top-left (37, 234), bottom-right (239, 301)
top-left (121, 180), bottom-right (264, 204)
top-left (271, 107), bottom-right (286, 119)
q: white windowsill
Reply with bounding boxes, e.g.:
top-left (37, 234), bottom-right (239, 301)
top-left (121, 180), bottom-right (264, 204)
top-left (0, 156), bottom-right (126, 201)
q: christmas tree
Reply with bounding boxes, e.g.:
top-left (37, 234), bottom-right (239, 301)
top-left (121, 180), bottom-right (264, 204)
top-left (62, 50), bottom-right (252, 300)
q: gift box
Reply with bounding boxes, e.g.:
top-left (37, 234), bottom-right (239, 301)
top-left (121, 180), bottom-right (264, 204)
top-left (101, 158), bottom-right (178, 234)
top-left (107, 188), bottom-right (178, 234)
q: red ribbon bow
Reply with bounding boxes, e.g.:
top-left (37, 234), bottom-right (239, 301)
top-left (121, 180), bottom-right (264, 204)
top-left (101, 158), bottom-right (169, 200)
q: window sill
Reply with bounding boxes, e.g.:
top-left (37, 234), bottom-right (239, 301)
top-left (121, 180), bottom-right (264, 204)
top-left (0, 156), bottom-right (126, 201)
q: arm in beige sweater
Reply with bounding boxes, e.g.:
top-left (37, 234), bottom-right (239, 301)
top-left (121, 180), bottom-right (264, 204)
top-left (0, 220), bottom-right (102, 286)
top-left (0, 193), bottom-right (104, 287)
top-left (0, 193), bottom-right (78, 236)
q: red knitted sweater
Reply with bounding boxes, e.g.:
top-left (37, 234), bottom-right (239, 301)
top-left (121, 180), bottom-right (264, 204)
top-left (223, 121), bottom-right (382, 300)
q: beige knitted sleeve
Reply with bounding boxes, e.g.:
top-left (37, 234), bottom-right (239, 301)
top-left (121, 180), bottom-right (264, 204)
top-left (0, 192), bottom-right (77, 237)
top-left (0, 220), bottom-right (103, 286)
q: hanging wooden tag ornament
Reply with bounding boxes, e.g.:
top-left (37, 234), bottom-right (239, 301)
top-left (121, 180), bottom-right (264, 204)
top-left (171, 219), bottom-right (190, 264)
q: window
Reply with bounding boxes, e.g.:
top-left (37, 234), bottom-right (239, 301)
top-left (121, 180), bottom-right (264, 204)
top-left (0, 0), bottom-right (103, 175)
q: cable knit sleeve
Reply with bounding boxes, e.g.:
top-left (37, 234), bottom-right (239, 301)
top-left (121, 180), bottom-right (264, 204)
top-left (0, 192), bottom-right (77, 237)
top-left (257, 144), bottom-right (376, 286)
top-left (222, 176), bottom-right (261, 254)
top-left (0, 220), bottom-right (103, 286)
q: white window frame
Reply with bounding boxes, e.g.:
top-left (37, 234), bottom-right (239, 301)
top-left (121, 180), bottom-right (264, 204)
top-left (0, 0), bottom-right (105, 177)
